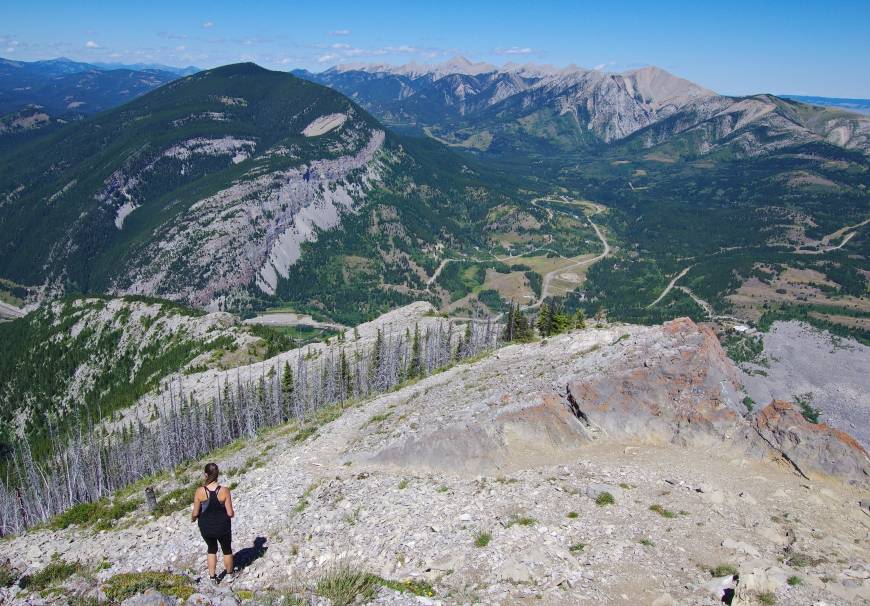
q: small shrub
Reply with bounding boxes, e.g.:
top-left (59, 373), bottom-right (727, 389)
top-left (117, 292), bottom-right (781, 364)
top-left (710, 564), bottom-right (738, 577)
top-left (436, 485), bottom-right (449, 493)
top-left (474, 531), bottom-right (491, 547)
top-left (794, 393), bottom-right (820, 424)
top-left (758, 591), bottom-right (776, 605)
top-left (639, 538), bottom-right (654, 546)
top-left (25, 559), bottom-right (84, 591)
top-left (49, 497), bottom-right (141, 530)
top-left (102, 572), bottom-right (194, 603)
top-left (566, 511), bottom-right (579, 519)
top-left (153, 483), bottom-right (196, 518)
top-left (398, 479), bottom-right (409, 490)
top-left (649, 504), bottom-right (677, 518)
top-left (595, 492), bottom-right (615, 506)
top-left (0, 559), bottom-right (17, 587)
top-left (506, 516), bottom-right (536, 527)
top-left (568, 543), bottom-right (585, 553)
top-left (315, 566), bottom-right (375, 606)
top-left (372, 575), bottom-right (436, 597)
top-left (787, 576), bottom-right (802, 586)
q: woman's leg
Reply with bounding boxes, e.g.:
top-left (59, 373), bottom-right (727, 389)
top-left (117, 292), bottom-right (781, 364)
top-left (219, 534), bottom-right (233, 574)
top-left (204, 536), bottom-right (218, 577)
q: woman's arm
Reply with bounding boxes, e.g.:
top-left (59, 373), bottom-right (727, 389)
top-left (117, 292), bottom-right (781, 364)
top-left (191, 487), bottom-right (203, 521)
top-left (222, 487), bottom-right (234, 519)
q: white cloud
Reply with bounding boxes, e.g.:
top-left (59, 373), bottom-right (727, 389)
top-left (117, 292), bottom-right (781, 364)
top-left (593, 61), bottom-right (617, 71)
top-left (329, 29), bottom-right (350, 36)
top-left (5, 46), bottom-right (14, 53)
top-left (495, 46), bottom-right (533, 56)
top-left (331, 43), bottom-right (350, 49)
top-left (317, 53), bottom-right (338, 63)
top-left (84, 40), bottom-right (101, 49)
top-left (176, 45), bottom-right (186, 52)
top-left (202, 21), bottom-right (214, 29)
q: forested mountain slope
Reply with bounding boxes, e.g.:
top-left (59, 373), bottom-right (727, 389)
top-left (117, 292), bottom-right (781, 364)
top-left (0, 63), bottom-right (525, 323)
top-left (0, 295), bottom-right (296, 454)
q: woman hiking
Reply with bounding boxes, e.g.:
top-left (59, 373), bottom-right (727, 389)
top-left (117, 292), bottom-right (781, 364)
top-left (191, 462), bottom-right (235, 582)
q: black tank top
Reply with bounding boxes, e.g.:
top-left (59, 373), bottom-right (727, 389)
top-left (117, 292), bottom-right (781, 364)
top-left (198, 485), bottom-right (231, 538)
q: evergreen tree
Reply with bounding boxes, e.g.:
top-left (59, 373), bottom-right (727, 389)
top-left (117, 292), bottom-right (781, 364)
top-left (536, 303), bottom-right (552, 337)
top-left (281, 361), bottom-right (294, 420)
top-left (573, 309), bottom-right (586, 329)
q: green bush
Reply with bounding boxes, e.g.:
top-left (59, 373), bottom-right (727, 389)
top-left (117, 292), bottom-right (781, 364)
top-left (474, 531), bottom-right (491, 547)
top-left (102, 572), bottom-right (194, 603)
top-left (315, 567), bottom-right (376, 606)
top-left (49, 497), bottom-right (140, 530)
top-left (710, 564), bottom-right (738, 577)
top-left (25, 559), bottom-right (84, 591)
top-left (595, 492), bottom-right (615, 506)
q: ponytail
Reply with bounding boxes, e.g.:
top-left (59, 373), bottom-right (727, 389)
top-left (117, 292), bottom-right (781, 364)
top-left (203, 462), bottom-right (219, 486)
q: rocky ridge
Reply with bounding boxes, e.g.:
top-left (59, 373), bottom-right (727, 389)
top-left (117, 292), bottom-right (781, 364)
top-left (0, 306), bottom-right (867, 605)
top-left (300, 60), bottom-right (870, 157)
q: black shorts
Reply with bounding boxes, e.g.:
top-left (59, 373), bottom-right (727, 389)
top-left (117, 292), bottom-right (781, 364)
top-left (202, 533), bottom-right (232, 555)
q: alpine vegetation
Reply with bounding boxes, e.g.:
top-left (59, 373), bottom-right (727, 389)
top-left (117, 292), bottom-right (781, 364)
top-left (0, 316), bottom-right (500, 534)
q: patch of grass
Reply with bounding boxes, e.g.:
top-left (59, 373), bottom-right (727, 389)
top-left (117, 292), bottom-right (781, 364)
top-left (649, 504), bottom-right (677, 518)
top-left (758, 591), bottom-right (776, 605)
top-left (568, 543), bottom-right (585, 553)
top-left (315, 567), bottom-right (376, 606)
top-left (618, 482), bottom-right (633, 490)
top-left (474, 531), bottom-right (492, 547)
top-left (0, 559), bottom-right (16, 587)
top-left (787, 575), bottom-right (802, 586)
top-left (372, 575), bottom-right (436, 598)
top-left (236, 589), bottom-right (254, 600)
top-left (436, 485), bottom-right (449, 493)
top-left (398, 479), bottom-right (409, 490)
top-left (366, 412), bottom-right (392, 426)
top-left (48, 497), bottom-right (141, 530)
top-left (566, 511), bottom-right (579, 519)
top-left (152, 483), bottom-right (197, 518)
top-left (639, 538), bottom-right (654, 547)
top-left (25, 558), bottom-right (85, 591)
top-left (494, 476), bottom-right (518, 484)
top-left (102, 572), bottom-right (194, 603)
top-left (595, 492), bottom-right (615, 506)
top-left (506, 515), bottom-right (537, 527)
top-left (710, 564), bottom-right (738, 577)
top-left (786, 551), bottom-right (820, 567)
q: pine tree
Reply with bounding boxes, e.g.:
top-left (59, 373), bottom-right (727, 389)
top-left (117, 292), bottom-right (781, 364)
top-left (537, 303), bottom-right (551, 337)
top-left (573, 309), bottom-right (586, 329)
top-left (281, 361), bottom-right (294, 420)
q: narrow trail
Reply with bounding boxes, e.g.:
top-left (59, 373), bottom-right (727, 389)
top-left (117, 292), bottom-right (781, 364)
top-left (522, 197), bottom-right (611, 310)
top-left (646, 266), bottom-right (693, 308)
top-left (792, 217), bottom-right (869, 255)
top-left (425, 196), bottom-right (611, 306)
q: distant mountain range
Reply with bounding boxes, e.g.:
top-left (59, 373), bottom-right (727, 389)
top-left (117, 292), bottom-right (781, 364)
top-left (295, 57), bottom-right (870, 162)
top-left (782, 95), bottom-right (870, 115)
top-left (0, 57), bottom-right (199, 127)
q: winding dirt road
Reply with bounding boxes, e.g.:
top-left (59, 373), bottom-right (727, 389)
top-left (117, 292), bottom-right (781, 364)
top-left (424, 197), bottom-right (612, 311)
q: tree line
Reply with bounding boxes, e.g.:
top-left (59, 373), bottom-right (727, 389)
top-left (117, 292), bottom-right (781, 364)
top-left (0, 317), bottom-right (500, 535)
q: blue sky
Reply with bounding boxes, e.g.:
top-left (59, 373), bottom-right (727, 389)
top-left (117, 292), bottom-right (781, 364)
top-left (2, 0), bottom-right (869, 97)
